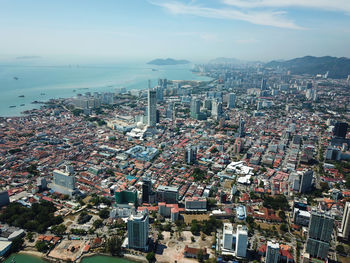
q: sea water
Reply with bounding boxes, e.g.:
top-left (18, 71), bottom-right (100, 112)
top-left (0, 59), bottom-right (210, 117)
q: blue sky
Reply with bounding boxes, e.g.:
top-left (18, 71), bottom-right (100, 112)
top-left (0, 0), bottom-right (349, 62)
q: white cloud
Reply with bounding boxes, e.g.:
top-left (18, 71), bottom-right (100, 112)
top-left (150, 1), bottom-right (304, 29)
top-left (222, 0), bottom-right (350, 13)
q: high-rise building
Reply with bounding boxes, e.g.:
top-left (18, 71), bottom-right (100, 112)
top-left (156, 185), bottom-right (178, 204)
top-left (228, 93), bottom-right (236, 109)
top-left (238, 118), bottom-right (245, 138)
top-left (223, 223), bottom-right (234, 250)
top-left (115, 188), bottom-right (138, 205)
top-left (235, 225), bottom-right (248, 258)
top-left (185, 146), bottom-right (197, 164)
top-left (190, 98), bottom-right (201, 119)
top-left (306, 210), bottom-right (334, 259)
top-left (147, 86), bottom-right (157, 127)
top-left (261, 78), bottom-right (267, 90)
top-left (299, 170), bottom-right (313, 193)
top-left (51, 169), bottom-right (76, 197)
top-left (333, 122), bottom-right (348, 139)
top-left (142, 178), bottom-right (152, 204)
top-left (339, 202), bottom-right (350, 240)
top-left (127, 209), bottom-right (149, 250)
top-left (0, 191), bottom-right (10, 207)
top-left (212, 100), bottom-right (222, 119)
top-left (266, 241), bottom-right (279, 263)
top-left (156, 86), bottom-right (164, 102)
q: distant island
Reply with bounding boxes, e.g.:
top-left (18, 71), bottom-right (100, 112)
top-left (266, 55), bottom-right (350, 79)
top-left (16, 56), bottom-right (41, 60)
top-left (147, 58), bottom-right (190, 65)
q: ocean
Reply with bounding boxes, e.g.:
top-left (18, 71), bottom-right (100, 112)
top-left (0, 59), bottom-right (210, 117)
top-left (4, 254), bottom-right (135, 263)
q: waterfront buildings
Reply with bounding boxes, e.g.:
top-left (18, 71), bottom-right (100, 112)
top-left (127, 209), bottom-right (149, 250)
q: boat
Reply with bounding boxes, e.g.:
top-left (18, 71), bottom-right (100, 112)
top-left (152, 68), bottom-right (158, 71)
top-left (9, 105), bottom-right (16, 108)
top-left (20, 104), bottom-right (25, 106)
top-left (13, 77), bottom-right (19, 80)
top-left (73, 89), bottom-right (76, 92)
top-left (18, 95), bottom-right (25, 98)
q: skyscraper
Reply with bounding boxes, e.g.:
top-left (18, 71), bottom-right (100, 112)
top-left (212, 100), bottom-right (222, 119)
top-left (128, 209), bottom-right (149, 250)
top-left (333, 122), bottom-right (348, 139)
top-left (306, 210), bottom-right (334, 259)
top-left (51, 169), bottom-right (76, 197)
top-left (339, 202), bottom-right (350, 241)
top-left (147, 87), bottom-right (157, 127)
top-left (261, 78), bottom-right (267, 90)
top-left (266, 241), bottom-right (279, 263)
top-left (185, 146), bottom-right (197, 164)
top-left (299, 170), bottom-right (313, 193)
top-left (190, 98), bottom-right (201, 119)
top-left (235, 225), bottom-right (248, 258)
top-left (228, 93), bottom-right (236, 109)
top-left (0, 191), bottom-right (10, 207)
top-left (142, 177), bottom-right (152, 204)
top-left (238, 118), bottom-right (245, 138)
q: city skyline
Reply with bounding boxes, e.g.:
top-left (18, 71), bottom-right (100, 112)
top-left (0, 0), bottom-right (350, 62)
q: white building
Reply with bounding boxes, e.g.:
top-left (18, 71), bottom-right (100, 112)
top-left (127, 209), bottom-right (149, 250)
top-left (236, 225), bottom-right (248, 258)
top-left (223, 223), bottom-right (234, 251)
top-left (339, 202), bottom-right (350, 240)
top-left (50, 169), bottom-right (76, 197)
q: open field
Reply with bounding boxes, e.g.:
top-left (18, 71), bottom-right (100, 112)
top-left (183, 214), bottom-right (210, 224)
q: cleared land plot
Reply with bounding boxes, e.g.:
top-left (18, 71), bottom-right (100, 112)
top-left (48, 240), bottom-right (86, 262)
top-left (183, 214), bottom-right (210, 224)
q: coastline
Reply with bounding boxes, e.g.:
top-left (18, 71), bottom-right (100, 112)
top-left (14, 250), bottom-right (146, 263)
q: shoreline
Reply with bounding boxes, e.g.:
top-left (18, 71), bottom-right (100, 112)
top-left (14, 250), bottom-right (146, 263)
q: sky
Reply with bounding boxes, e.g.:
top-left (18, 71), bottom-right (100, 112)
top-left (0, 0), bottom-right (350, 62)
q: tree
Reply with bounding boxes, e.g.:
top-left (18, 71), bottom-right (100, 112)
top-left (336, 244), bottom-right (345, 254)
top-left (278, 211), bottom-right (286, 221)
top-left (51, 224), bottom-right (67, 235)
top-left (9, 237), bottom-right (24, 254)
top-left (197, 249), bottom-right (205, 263)
top-left (35, 240), bottom-right (49, 252)
top-left (99, 209), bottom-right (110, 219)
top-left (146, 251), bottom-right (156, 263)
top-left (106, 236), bottom-right (122, 256)
top-left (93, 219), bottom-right (103, 229)
top-left (280, 223), bottom-right (288, 233)
top-left (26, 232), bottom-right (34, 242)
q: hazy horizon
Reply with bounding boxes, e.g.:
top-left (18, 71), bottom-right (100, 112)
top-left (1, 0), bottom-right (350, 62)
